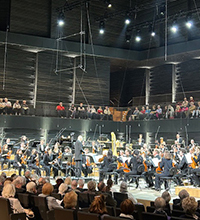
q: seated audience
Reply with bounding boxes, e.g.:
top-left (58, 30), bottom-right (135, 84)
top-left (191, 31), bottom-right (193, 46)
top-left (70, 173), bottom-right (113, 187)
top-left (77, 178), bottom-right (85, 192)
top-left (26, 181), bottom-right (37, 194)
top-left (105, 179), bottom-right (115, 193)
top-left (182, 97), bottom-right (189, 107)
top-left (156, 105), bottom-right (162, 119)
top-left (68, 104), bottom-right (76, 118)
top-left (21, 100), bottom-right (29, 115)
top-left (175, 105), bottom-right (182, 118)
top-left (131, 107), bottom-right (139, 120)
top-left (71, 180), bottom-right (79, 192)
top-left (150, 105), bottom-right (157, 119)
top-left (65, 176), bottom-right (72, 189)
top-left (139, 106), bottom-right (146, 120)
top-left (145, 106), bottom-right (151, 120)
top-left (78, 102), bottom-right (86, 119)
top-left (154, 197), bottom-right (168, 217)
top-left (181, 197), bottom-right (199, 220)
top-left (190, 102), bottom-right (196, 118)
top-left (97, 106), bottom-right (104, 119)
top-left (91, 105), bottom-right (97, 119)
top-left (58, 183), bottom-right (68, 197)
top-left (166, 105), bottom-right (174, 119)
top-left (0, 98), bottom-right (5, 115)
top-left (56, 102), bottom-right (65, 118)
top-left (2, 183), bottom-right (34, 216)
top-left (13, 100), bottom-right (21, 115)
top-left (119, 182), bottom-right (137, 204)
top-left (53, 178), bottom-right (64, 193)
top-left (84, 180), bottom-right (96, 194)
top-left (120, 199), bottom-right (135, 219)
top-left (173, 189), bottom-right (190, 208)
top-left (63, 190), bottom-right (78, 209)
top-left (161, 191), bottom-right (172, 215)
top-left (39, 182), bottom-right (63, 210)
top-left (126, 107), bottom-right (133, 121)
top-left (36, 177), bottom-right (47, 194)
top-left (181, 102), bottom-right (189, 118)
top-left (4, 98), bottom-right (12, 115)
top-left (12, 176), bottom-right (26, 194)
top-left (103, 106), bottom-right (113, 120)
top-left (89, 194), bottom-right (108, 219)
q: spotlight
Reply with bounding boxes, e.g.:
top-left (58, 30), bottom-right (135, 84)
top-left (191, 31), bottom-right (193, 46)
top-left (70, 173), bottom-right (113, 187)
top-left (151, 31), bottom-right (156, 37)
top-left (186, 21), bottom-right (192, 28)
top-left (125, 19), bottom-right (131, 25)
top-left (99, 21), bottom-right (105, 34)
top-left (149, 24), bottom-right (155, 37)
top-left (135, 30), bottom-right (141, 42)
top-left (171, 20), bottom-right (178, 33)
top-left (105, 0), bottom-right (112, 8)
top-left (57, 11), bottom-right (65, 26)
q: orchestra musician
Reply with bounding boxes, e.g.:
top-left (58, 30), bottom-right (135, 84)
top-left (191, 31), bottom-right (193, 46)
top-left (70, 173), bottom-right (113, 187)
top-left (75, 135), bottom-right (84, 177)
top-left (124, 150), bottom-right (143, 187)
top-left (42, 148), bottom-right (52, 176)
top-left (28, 149), bottom-right (41, 176)
top-left (190, 147), bottom-right (200, 186)
top-left (91, 141), bottom-right (98, 153)
top-left (154, 151), bottom-right (173, 191)
top-left (82, 148), bottom-right (93, 177)
top-left (13, 149), bottom-right (26, 176)
top-left (173, 148), bottom-right (188, 186)
top-left (37, 139), bottom-right (46, 159)
top-left (138, 134), bottom-right (144, 146)
top-left (1, 144), bottom-right (11, 170)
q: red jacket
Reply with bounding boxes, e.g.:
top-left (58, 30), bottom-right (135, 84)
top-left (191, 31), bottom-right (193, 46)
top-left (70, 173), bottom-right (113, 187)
top-left (57, 105), bottom-right (65, 111)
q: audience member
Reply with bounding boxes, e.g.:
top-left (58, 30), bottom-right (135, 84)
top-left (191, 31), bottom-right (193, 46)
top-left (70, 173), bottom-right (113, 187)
top-left (63, 190), bottom-right (78, 209)
top-left (12, 176), bottom-right (26, 194)
top-left (21, 100), bottom-right (29, 115)
top-left (71, 180), bottom-right (79, 192)
top-left (78, 103), bottom-right (86, 119)
top-left (161, 191), bottom-right (172, 215)
top-left (85, 180), bottom-right (96, 194)
top-left (0, 98), bottom-right (5, 115)
top-left (181, 197), bottom-right (199, 220)
top-left (56, 102), bottom-right (65, 118)
top-left (154, 197), bottom-right (168, 217)
top-left (89, 194), bottom-right (108, 219)
top-left (119, 182), bottom-right (137, 204)
top-left (77, 178), bottom-right (85, 192)
top-left (120, 199), bottom-right (135, 219)
top-left (38, 182), bottom-right (63, 210)
top-left (54, 178), bottom-right (64, 193)
top-left (26, 181), bottom-right (37, 194)
top-left (4, 98), bottom-right (12, 115)
top-left (13, 100), bottom-right (21, 115)
top-left (37, 177), bottom-right (46, 194)
top-left (58, 183), bottom-right (68, 196)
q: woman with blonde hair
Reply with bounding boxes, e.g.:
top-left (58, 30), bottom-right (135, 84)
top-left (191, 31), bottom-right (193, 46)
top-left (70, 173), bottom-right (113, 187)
top-left (181, 197), bottom-right (199, 219)
top-left (62, 190), bottom-right (77, 209)
top-left (2, 184), bottom-right (33, 217)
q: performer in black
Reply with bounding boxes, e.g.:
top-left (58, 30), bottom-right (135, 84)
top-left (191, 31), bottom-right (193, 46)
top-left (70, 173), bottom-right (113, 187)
top-left (37, 139), bottom-right (46, 160)
top-left (1, 144), bottom-right (11, 170)
top-left (124, 150), bottom-right (143, 187)
top-left (13, 149), bottom-right (26, 176)
top-left (28, 149), bottom-right (41, 176)
top-left (82, 148), bottom-right (92, 177)
top-left (42, 148), bottom-right (51, 176)
top-left (75, 135), bottom-right (84, 177)
top-left (99, 149), bottom-right (115, 182)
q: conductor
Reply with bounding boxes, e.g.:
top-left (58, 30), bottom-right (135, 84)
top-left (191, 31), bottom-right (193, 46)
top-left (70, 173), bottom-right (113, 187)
top-left (75, 135), bottom-right (84, 177)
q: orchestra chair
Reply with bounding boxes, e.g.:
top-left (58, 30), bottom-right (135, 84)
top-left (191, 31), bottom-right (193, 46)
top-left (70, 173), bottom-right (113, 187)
top-left (0, 197), bottom-right (26, 220)
top-left (135, 204), bottom-right (145, 220)
top-left (32, 195), bottom-right (49, 220)
top-left (142, 212), bottom-right (168, 220)
top-left (128, 164), bottom-right (145, 189)
top-left (104, 163), bottom-right (119, 180)
top-left (77, 211), bottom-right (100, 220)
top-left (113, 192), bottom-right (128, 207)
top-left (77, 192), bottom-right (90, 208)
top-left (159, 167), bottom-right (178, 191)
top-left (171, 210), bottom-right (185, 217)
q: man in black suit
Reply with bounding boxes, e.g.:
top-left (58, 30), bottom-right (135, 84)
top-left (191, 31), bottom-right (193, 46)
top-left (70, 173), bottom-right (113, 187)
top-left (37, 139), bottom-right (46, 160)
top-left (75, 135), bottom-right (84, 177)
top-left (42, 148), bottom-right (51, 176)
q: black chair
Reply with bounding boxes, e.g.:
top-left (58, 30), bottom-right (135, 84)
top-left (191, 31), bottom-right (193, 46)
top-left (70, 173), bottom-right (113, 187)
top-left (77, 192), bottom-right (90, 208)
top-left (106, 206), bottom-right (116, 216)
top-left (104, 216), bottom-right (122, 220)
top-left (47, 209), bottom-right (55, 220)
top-left (160, 167), bottom-right (178, 191)
top-left (77, 211), bottom-right (100, 220)
top-left (135, 204), bottom-right (145, 220)
top-left (115, 207), bottom-right (121, 216)
top-left (146, 206), bottom-right (155, 213)
top-left (142, 212), bottom-right (168, 220)
top-left (32, 195), bottom-right (49, 220)
top-left (172, 204), bottom-right (183, 211)
top-left (171, 210), bottom-right (185, 217)
top-left (113, 192), bottom-right (128, 207)
top-left (128, 165), bottom-right (145, 189)
top-left (0, 197), bottom-right (26, 220)
top-left (54, 208), bottom-right (76, 220)
top-left (17, 193), bottom-right (32, 209)
top-left (51, 193), bottom-right (62, 200)
top-left (171, 217), bottom-right (192, 220)
top-left (104, 163), bottom-right (119, 180)
top-left (88, 193), bottom-right (96, 205)
top-left (150, 201), bottom-right (154, 206)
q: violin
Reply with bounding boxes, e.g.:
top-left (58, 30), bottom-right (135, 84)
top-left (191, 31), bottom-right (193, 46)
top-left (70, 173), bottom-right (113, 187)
top-left (98, 155), bottom-right (106, 162)
top-left (156, 162), bottom-right (163, 174)
top-left (7, 150), bottom-right (12, 159)
top-left (21, 154), bottom-right (27, 165)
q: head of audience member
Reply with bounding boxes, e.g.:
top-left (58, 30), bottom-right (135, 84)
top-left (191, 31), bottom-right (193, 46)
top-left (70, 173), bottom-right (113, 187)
top-left (42, 183), bottom-right (54, 196)
top-left (182, 197), bottom-right (198, 215)
top-left (22, 100), bottom-right (27, 105)
top-left (162, 191), bottom-right (171, 205)
top-left (120, 199), bottom-right (135, 216)
top-left (89, 194), bottom-right (107, 214)
top-left (0, 98), bottom-right (3, 103)
top-left (98, 181), bottom-right (106, 192)
top-left (120, 182), bottom-right (128, 193)
top-left (58, 183), bottom-right (68, 195)
top-left (38, 177), bottom-right (46, 186)
top-left (2, 183), bottom-right (16, 198)
top-left (12, 176), bottom-right (25, 189)
top-left (178, 189), bottom-right (190, 203)
top-left (63, 190), bottom-right (78, 209)
top-left (11, 173), bottom-right (17, 181)
top-left (65, 177), bottom-right (72, 186)
top-left (78, 179), bottom-right (85, 189)
top-left (71, 180), bottom-right (78, 190)
top-left (59, 102), bottom-right (63, 106)
top-left (0, 175), bottom-right (5, 186)
top-left (87, 181), bottom-right (96, 192)
top-left (154, 197), bottom-right (166, 211)
top-left (1, 172), bottom-right (7, 179)
top-left (4, 98), bottom-right (8, 103)
top-left (26, 182), bottom-right (37, 194)
top-left (55, 178), bottom-right (64, 188)
top-left (25, 170), bottom-right (31, 180)
top-left (106, 179), bottom-right (113, 192)
top-left (4, 179), bottom-right (12, 186)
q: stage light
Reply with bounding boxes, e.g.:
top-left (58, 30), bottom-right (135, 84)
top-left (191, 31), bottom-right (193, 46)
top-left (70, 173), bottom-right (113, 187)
top-left (125, 19), bottom-right (131, 25)
top-left (57, 11), bottom-right (65, 26)
top-left (171, 25), bottom-right (178, 33)
top-left (151, 31), bottom-right (156, 37)
top-left (99, 21), bottom-right (105, 34)
top-left (186, 21), bottom-right (192, 28)
top-left (135, 36), bottom-right (141, 42)
top-left (149, 24), bottom-right (155, 37)
top-left (105, 0), bottom-right (112, 8)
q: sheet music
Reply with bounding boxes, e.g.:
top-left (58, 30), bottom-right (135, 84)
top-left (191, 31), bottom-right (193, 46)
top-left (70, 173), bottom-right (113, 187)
top-left (185, 153), bottom-right (192, 164)
top-left (152, 157), bottom-right (160, 167)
